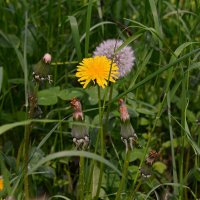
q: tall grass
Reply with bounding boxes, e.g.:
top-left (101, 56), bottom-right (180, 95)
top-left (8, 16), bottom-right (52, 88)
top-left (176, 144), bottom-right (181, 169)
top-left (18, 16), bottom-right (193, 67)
top-left (0, 0), bottom-right (200, 199)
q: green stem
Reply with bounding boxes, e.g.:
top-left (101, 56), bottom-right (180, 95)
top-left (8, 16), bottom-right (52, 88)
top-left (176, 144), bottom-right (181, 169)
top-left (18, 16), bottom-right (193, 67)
top-left (79, 156), bottom-right (85, 200)
top-left (179, 67), bottom-right (187, 200)
top-left (24, 124), bottom-right (31, 200)
top-left (167, 93), bottom-right (178, 196)
top-left (115, 150), bottom-right (131, 200)
top-left (23, 11), bottom-right (29, 200)
top-left (94, 86), bottom-right (105, 199)
top-left (104, 84), bottom-right (114, 133)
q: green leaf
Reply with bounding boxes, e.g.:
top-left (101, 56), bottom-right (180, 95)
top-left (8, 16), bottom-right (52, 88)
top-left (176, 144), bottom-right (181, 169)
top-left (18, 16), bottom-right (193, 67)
top-left (111, 48), bottom-right (200, 103)
top-left (86, 87), bottom-right (118, 105)
top-left (149, 0), bottom-right (163, 40)
top-left (153, 161), bottom-right (167, 174)
top-left (193, 168), bottom-right (200, 181)
top-left (140, 117), bottom-right (149, 126)
top-left (136, 108), bottom-right (156, 115)
top-left (0, 119), bottom-right (59, 136)
top-left (128, 148), bottom-right (145, 162)
top-left (38, 87), bottom-right (60, 105)
top-left (58, 88), bottom-right (85, 100)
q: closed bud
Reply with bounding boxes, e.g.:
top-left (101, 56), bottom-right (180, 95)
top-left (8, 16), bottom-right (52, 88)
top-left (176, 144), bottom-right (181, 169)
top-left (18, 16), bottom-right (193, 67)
top-left (33, 53), bottom-right (53, 84)
top-left (43, 53), bottom-right (52, 64)
top-left (118, 99), bottom-right (138, 153)
top-left (70, 98), bottom-right (89, 149)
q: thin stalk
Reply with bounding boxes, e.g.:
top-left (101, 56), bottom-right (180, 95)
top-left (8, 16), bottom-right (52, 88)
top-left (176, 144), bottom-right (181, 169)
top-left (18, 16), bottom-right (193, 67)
top-left (23, 125), bottom-right (31, 200)
top-left (104, 84), bottom-right (114, 133)
top-left (86, 122), bottom-right (101, 199)
top-left (179, 69), bottom-right (187, 200)
top-left (115, 150), bottom-right (131, 200)
top-left (184, 147), bottom-right (190, 200)
top-left (196, 126), bottom-right (200, 196)
top-left (167, 93), bottom-right (178, 196)
top-left (128, 80), bottom-right (169, 199)
top-left (79, 156), bottom-right (85, 200)
top-left (94, 86), bottom-right (105, 199)
top-left (86, 162), bottom-right (94, 200)
top-left (23, 11), bottom-right (29, 200)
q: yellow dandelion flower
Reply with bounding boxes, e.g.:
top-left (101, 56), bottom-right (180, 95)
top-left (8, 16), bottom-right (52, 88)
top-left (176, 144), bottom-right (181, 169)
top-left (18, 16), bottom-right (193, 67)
top-left (76, 56), bottom-right (119, 88)
top-left (0, 176), bottom-right (3, 191)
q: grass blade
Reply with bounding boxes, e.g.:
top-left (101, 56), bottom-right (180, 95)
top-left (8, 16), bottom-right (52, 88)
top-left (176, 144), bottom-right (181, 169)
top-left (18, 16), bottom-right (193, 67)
top-left (29, 150), bottom-right (122, 176)
top-left (0, 67), bottom-right (3, 93)
top-left (111, 48), bottom-right (200, 102)
top-left (85, 0), bottom-right (93, 57)
top-left (69, 16), bottom-right (82, 61)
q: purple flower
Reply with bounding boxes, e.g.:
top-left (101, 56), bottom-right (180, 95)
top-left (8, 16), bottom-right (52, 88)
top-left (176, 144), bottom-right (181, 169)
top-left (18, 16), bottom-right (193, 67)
top-left (93, 39), bottom-right (135, 78)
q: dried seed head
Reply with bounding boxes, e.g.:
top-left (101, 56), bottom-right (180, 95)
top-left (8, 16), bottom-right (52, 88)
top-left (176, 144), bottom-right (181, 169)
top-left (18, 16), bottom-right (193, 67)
top-left (145, 150), bottom-right (160, 166)
top-left (28, 93), bottom-right (42, 119)
top-left (93, 39), bottom-right (135, 78)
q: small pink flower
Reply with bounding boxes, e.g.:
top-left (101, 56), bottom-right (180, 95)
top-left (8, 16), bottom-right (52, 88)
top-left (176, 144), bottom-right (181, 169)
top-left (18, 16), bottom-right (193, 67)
top-left (119, 98), bottom-right (130, 122)
top-left (43, 53), bottom-right (52, 64)
top-left (70, 97), bottom-right (84, 121)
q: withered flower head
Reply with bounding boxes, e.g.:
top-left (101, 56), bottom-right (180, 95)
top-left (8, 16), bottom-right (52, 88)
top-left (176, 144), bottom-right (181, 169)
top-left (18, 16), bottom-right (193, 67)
top-left (70, 98), bottom-right (89, 150)
top-left (93, 39), bottom-right (135, 78)
top-left (28, 93), bottom-right (42, 119)
top-left (139, 167), bottom-right (151, 179)
top-left (145, 150), bottom-right (160, 166)
top-left (118, 99), bottom-right (138, 153)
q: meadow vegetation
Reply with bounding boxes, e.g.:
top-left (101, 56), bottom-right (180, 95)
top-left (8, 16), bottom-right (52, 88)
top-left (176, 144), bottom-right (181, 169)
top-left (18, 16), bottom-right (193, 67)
top-left (0, 0), bottom-right (200, 199)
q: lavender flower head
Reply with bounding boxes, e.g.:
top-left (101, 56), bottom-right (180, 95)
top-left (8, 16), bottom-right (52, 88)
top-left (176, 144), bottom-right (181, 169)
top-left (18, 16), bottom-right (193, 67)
top-left (93, 39), bottom-right (135, 78)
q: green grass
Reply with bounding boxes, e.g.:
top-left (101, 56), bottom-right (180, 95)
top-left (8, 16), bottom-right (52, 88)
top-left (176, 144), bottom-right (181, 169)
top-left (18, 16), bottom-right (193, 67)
top-left (0, 0), bottom-right (200, 199)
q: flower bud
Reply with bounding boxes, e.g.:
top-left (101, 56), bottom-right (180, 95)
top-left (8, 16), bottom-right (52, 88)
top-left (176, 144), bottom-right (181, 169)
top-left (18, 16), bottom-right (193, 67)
top-left (70, 98), bottom-right (89, 149)
top-left (118, 99), bottom-right (138, 153)
top-left (43, 53), bottom-right (52, 64)
top-left (32, 53), bottom-right (53, 84)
